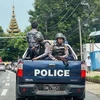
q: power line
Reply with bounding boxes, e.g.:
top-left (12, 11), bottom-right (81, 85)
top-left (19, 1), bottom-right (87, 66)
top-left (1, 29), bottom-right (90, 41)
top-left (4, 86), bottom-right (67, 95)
top-left (47, 8), bottom-right (71, 29)
top-left (94, 43), bottom-right (100, 49)
top-left (82, 6), bottom-right (98, 26)
top-left (42, 0), bottom-right (74, 19)
top-left (66, 6), bottom-right (99, 38)
top-left (63, 3), bottom-right (80, 24)
top-left (66, 28), bottom-right (79, 38)
top-left (36, 0), bottom-right (74, 24)
top-left (47, 3), bottom-right (81, 29)
top-left (0, 36), bottom-right (26, 39)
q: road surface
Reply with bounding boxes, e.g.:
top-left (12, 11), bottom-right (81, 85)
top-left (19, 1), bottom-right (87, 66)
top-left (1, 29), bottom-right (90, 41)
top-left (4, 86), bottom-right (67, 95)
top-left (0, 70), bottom-right (100, 100)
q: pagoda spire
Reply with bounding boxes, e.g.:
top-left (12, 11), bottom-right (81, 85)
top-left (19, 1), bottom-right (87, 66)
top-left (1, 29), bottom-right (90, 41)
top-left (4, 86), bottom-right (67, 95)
top-left (7, 5), bottom-right (20, 34)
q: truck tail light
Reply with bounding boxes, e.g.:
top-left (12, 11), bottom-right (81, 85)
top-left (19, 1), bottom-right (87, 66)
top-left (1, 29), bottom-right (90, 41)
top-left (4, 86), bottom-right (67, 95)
top-left (17, 62), bottom-right (23, 77)
top-left (81, 63), bottom-right (86, 78)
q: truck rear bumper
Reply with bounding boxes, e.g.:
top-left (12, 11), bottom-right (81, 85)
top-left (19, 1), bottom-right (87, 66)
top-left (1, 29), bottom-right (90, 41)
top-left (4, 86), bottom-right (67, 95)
top-left (17, 84), bottom-right (85, 97)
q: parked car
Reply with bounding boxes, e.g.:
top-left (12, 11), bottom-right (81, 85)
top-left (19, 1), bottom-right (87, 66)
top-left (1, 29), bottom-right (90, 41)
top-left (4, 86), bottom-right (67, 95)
top-left (11, 62), bottom-right (18, 72)
top-left (6, 64), bottom-right (12, 70)
top-left (0, 63), bottom-right (6, 71)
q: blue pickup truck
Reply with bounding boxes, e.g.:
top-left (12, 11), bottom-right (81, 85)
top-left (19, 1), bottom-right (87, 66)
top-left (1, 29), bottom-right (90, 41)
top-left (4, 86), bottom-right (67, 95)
top-left (16, 41), bottom-right (86, 100)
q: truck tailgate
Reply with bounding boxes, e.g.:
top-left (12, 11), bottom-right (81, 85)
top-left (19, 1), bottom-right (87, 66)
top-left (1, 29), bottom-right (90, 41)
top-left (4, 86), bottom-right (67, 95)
top-left (22, 60), bottom-right (84, 84)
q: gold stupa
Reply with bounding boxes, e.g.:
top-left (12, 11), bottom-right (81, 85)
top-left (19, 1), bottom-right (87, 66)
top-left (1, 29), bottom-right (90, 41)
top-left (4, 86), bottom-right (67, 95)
top-left (7, 5), bottom-right (20, 34)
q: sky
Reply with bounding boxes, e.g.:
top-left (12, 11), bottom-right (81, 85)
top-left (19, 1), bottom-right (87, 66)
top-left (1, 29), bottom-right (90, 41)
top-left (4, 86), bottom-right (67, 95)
top-left (0, 0), bottom-right (35, 32)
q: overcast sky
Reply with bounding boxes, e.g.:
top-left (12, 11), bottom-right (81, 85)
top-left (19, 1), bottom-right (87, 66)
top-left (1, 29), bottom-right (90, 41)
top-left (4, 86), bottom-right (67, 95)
top-left (0, 0), bottom-right (35, 32)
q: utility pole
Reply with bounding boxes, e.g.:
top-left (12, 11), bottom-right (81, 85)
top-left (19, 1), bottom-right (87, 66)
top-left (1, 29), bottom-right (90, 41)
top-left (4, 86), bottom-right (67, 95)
top-left (78, 17), bottom-right (83, 61)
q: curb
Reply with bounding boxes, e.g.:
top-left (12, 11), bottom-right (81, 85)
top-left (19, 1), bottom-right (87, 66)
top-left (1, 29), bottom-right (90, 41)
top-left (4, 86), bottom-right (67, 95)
top-left (86, 76), bottom-right (100, 84)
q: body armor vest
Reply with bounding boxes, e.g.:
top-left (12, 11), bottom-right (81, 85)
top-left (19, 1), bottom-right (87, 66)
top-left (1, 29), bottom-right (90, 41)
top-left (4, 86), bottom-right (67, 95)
top-left (35, 41), bottom-right (50, 58)
top-left (52, 43), bottom-right (65, 57)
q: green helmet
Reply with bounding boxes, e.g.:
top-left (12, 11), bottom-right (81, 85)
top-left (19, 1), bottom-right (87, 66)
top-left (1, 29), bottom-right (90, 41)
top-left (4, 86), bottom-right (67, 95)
top-left (35, 32), bottom-right (44, 41)
top-left (63, 35), bottom-right (66, 41)
top-left (55, 33), bottom-right (65, 40)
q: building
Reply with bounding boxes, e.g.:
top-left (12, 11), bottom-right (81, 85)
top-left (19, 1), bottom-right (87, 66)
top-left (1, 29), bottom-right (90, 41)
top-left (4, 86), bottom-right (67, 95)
top-left (83, 31), bottom-right (100, 60)
top-left (83, 43), bottom-right (100, 60)
top-left (7, 5), bottom-right (20, 34)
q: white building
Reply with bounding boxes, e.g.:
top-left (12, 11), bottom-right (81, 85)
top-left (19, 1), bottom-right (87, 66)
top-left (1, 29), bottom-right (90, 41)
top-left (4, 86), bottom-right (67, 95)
top-left (83, 43), bottom-right (100, 60)
top-left (83, 31), bottom-right (100, 60)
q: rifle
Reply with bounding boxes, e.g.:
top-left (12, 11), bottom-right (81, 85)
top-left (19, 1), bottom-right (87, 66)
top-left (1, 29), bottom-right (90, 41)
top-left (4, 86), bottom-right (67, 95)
top-left (55, 56), bottom-right (68, 67)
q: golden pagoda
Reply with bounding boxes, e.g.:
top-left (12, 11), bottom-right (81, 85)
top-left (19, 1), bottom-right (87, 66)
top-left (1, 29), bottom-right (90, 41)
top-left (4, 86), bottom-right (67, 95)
top-left (7, 5), bottom-right (20, 34)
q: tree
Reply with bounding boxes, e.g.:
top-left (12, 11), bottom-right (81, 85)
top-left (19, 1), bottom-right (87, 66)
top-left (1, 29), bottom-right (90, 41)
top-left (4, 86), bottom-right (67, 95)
top-left (0, 33), bottom-right (27, 61)
top-left (28, 0), bottom-right (100, 55)
top-left (24, 26), bottom-right (31, 33)
top-left (0, 26), bottom-right (4, 34)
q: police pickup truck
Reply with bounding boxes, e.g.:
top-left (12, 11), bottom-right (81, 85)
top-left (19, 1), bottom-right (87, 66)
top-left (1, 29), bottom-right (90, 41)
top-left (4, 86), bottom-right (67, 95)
top-left (16, 40), bottom-right (86, 100)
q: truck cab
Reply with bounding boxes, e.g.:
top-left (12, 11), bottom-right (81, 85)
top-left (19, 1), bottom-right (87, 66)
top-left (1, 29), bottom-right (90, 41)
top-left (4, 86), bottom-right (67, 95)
top-left (16, 40), bottom-right (86, 100)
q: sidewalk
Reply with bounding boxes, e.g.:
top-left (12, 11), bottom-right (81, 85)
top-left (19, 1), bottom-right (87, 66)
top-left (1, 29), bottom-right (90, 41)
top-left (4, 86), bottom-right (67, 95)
top-left (86, 81), bottom-right (100, 97)
top-left (86, 71), bottom-right (100, 97)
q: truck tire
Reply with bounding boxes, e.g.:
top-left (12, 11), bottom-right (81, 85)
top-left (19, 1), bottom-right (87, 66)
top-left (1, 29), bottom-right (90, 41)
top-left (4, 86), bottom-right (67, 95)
top-left (65, 97), bottom-right (72, 100)
top-left (16, 90), bottom-right (25, 100)
top-left (16, 98), bottom-right (25, 100)
top-left (27, 97), bottom-right (35, 100)
top-left (73, 97), bottom-right (84, 100)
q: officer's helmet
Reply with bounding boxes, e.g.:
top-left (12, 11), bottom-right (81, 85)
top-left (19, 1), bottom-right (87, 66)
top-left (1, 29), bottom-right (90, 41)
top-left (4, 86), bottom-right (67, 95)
top-left (35, 32), bottom-right (44, 42)
top-left (63, 35), bottom-right (67, 41)
top-left (55, 33), bottom-right (65, 41)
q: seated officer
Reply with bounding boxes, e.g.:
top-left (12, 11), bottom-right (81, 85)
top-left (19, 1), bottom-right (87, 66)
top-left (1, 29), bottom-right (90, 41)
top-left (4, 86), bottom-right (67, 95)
top-left (32, 33), bottom-right (51, 60)
top-left (49, 33), bottom-right (69, 61)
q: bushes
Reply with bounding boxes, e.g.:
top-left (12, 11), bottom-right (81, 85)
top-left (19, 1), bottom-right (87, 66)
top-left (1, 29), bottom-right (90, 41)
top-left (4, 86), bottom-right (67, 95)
top-left (86, 76), bottom-right (100, 84)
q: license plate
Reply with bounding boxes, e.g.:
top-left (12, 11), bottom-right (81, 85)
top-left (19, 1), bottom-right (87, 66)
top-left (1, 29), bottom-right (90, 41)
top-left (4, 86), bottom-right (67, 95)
top-left (43, 84), bottom-right (60, 91)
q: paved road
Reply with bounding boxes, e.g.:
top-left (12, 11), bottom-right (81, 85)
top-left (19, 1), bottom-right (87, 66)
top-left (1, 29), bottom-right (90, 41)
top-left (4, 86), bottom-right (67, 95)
top-left (0, 70), bottom-right (100, 100)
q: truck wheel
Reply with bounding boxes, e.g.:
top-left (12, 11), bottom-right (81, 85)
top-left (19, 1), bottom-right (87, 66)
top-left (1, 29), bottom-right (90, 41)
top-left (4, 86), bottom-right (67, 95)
top-left (65, 97), bottom-right (72, 100)
top-left (73, 97), bottom-right (84, 100)
top-left (16, 98), bottom-right (25, 100)
top-left (27, 97), bottom-right (35, 100)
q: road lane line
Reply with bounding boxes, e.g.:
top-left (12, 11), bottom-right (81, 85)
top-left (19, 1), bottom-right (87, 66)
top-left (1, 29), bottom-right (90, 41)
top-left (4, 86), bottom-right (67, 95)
top-left (5, 83), bottom-right (10, 86)
top-left (6, 77), bottom-right (9, 79)
top-left (2, 80), bottom-right (5, 83)
top-left (1, 89), bottom-right (8, 96)
top-left (7, 80), bottom-right (9, 82)
top-left (8, 74), bottom-right (10, 77)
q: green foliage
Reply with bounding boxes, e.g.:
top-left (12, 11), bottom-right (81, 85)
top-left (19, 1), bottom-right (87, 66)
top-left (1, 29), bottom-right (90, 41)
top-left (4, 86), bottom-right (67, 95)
top-left (28, 0), bottom-right (100, 52)
top-left (0, 26), bottom-right (4, 34)
top-left (1, 0), bottom-right (100, 61)
top-left (24, 26), bottom-right (31, 33)
top-left (0, 33), bottom-right (27, 61)
top-left (93, 76), bottom-right (100, 79)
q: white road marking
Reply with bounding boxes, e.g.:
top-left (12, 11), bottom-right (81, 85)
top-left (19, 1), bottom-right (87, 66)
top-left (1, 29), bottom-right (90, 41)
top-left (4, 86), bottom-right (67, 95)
top-left (1, 89), bottom-right (8, 96)
top-left (7, 80), bottom-right (9, 82)
top-left (2, 80), bottom-right (5, 83)
top-left (8, 74), bottom-right (10, 77)
top-left (5, 83), bottom-right (10, 86)
top-left (6, 77), bottom-right (9, 79)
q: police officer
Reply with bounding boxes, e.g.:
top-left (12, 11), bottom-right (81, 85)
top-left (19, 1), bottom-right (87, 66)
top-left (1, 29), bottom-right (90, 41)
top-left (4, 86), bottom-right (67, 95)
top-left (49, 33), bottom-right (69, 61)
top-left (32, 33), bottom-right (51, 60)
top-left (26, 21), bottom-right (42, 59)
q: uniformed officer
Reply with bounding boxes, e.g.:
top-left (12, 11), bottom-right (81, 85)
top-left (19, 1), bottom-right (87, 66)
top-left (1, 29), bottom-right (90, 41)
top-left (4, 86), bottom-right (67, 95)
top-left (26, 21), bottom-right (42, 59)
top-left (49, 33), bottom-right (69, 61)
top-left (32, 33), bottom-right (51, 60)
